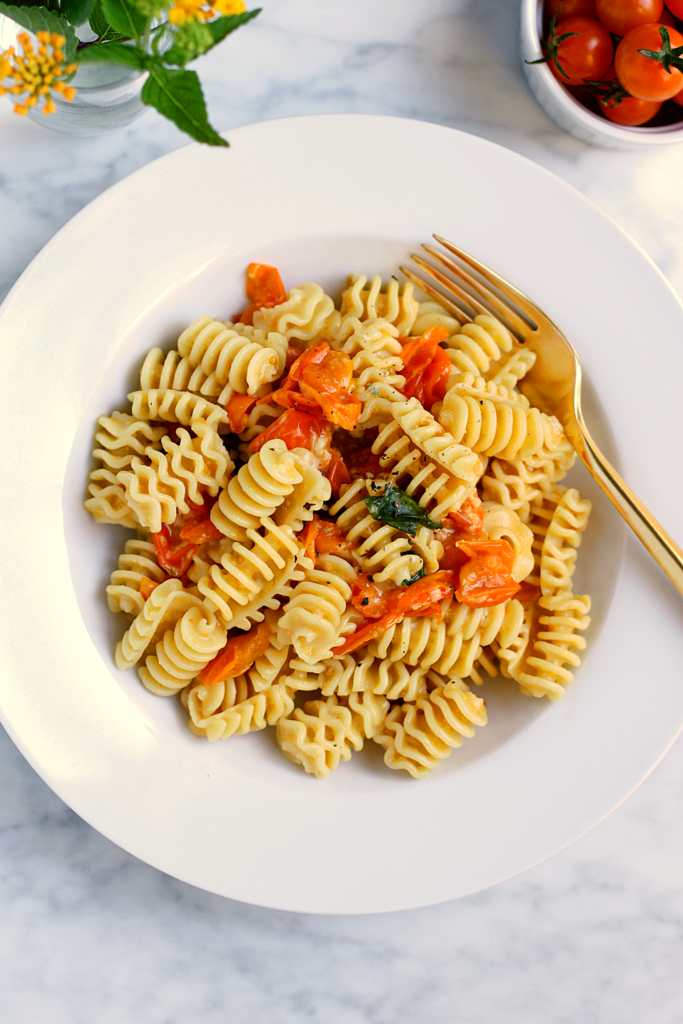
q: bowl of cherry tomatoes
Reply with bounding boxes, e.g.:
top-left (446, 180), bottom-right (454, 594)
top-left (521, 0), bottom-right (683, 147)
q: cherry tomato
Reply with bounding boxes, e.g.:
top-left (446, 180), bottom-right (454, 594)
top-left (201, 620), bottom-right (271, 687)
top-left (546, 0), bottom-right (597, 22)
top-left (661, 7), bottom-right (676, 25)
top-left (333, 570), bottom-right (458, 657)
top-left (324, 447), bottom-right (352, 497)
top-left (592, 65), bottom-right (663, 123)
top-left (601, 88), bottom-right (661, 123)
top-left (665, 0), bottom-right (683, 17)
top-left (273, 342), bottom-right (362, 430)
top-left (595, 0), bottom-right (664, 36)
top-left (447, 492), bottom-right (485, 534)
top-left (248, 408), bottom-right (334, 468)
top-left (545, 16), bottom-right (613, 84)
top-left (236, 263), bottom-right (287, 325)
top-left (615, 23), bottom-right (683, 100)
top-left (400, 326), bottom-right (452, 409)
top-left (672, 80), bottom-right (683, 104)
top-left (226, 392), bottom-right (258, 433)
top-left (455, 539), bottom-right (520, 607)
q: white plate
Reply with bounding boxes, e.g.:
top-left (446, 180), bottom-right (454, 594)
top-left (1, 115), bottom-right (683, 915)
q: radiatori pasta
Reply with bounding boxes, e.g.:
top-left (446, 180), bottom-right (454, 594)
top-left (85, 262), bottom-right (592, 779)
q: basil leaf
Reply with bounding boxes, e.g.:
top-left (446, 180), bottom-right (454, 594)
top-left (0, 3), bottom-right (77, 59)
top-left (401, 565), bottom-right (426, 586)
top-left (141, 66), bottom-right (228, 146)
top-left (363, 485), bottom-right (442, 536)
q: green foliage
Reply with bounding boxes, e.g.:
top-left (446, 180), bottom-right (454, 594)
top-left (100, 0), bottom-right (145, 38)
top-left (88, 0), bottom-right (127, 41)
top-left (60, 0), bottom-right (95, 26)
top-left (163, 9), bottom-right (260, 66)
top-left (2, 1), bottom-right (261, 146)
top-left (129, 0), bottom-right (166, 16)
top-left (75, 39), bottom-right (149, 67)
top-left (0, 2), bottom-right (77, 58)
top-left (142, 66), bottom-right (228, 146)
top-left (163, 18), bottom-right (213, 65)
top-left (364, 485), bottom-right (443, 537)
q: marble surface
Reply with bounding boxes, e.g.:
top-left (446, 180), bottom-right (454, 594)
top-left (1, 1), bottom-right (683, 1021)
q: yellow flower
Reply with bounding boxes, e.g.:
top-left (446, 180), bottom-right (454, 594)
top-left (210, 0), bottom-right (246, 14)
top-left (168, 0), bottom-right (245, 25)
top-left (0, 32), bottom-right (77, 117)
top-left (168, 0), bottom-right (211, 26)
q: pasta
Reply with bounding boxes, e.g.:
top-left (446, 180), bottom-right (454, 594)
top-left (340, 274), bottom-right (419, 335)
top-left (86, 260), bottom-right (592, 778)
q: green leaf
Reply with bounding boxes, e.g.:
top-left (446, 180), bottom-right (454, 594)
top-left (206, 8), bottom-right (260, 45)
top-left (364, 485), bottom-right (443, 537)
top-left (75, 40), bottom-right (149, 68)
top-left (401, 565), bottom-right (426, 586)
top-left (89, 0), bottom-right (126, 41)
top-left (163, 8), bottom-right (261, 67)
top-left (141, 66), bottom-right (228, 146)
top-left (0, 2), bottom-right (77, 59)
top-left (100, 0), bottom-right (145, 39)
top-left (60, 0), bottom-right (95, 26)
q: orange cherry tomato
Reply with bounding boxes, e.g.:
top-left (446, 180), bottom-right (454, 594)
top-left (333, 569), bottom-right (458, 656)
top-left (350, 572), bottom-right (389, 619)
top-left (546, 0), bottom-right (597, 22)
top-left (595, 0), bottom-right (664, 35)
top-left (325, 447), bottom-right (352, 497)
top-left (201, 620), bottom-right (271, 688)
top-left (447, 492), bottom-right (485, 534)
top-left (178, 519), bottom-right (224, 544)
top-left (400, 327), bottom-right (451, 409)
top-left (545, 16), bottom-right (613, 84)
top-left (248, 409), bottom-right (334, 468)
top-left (455, 539), bottom-right (520, 607)
top-left (672, 80), bottom-right (683, 105)
top-left (332, 609), bottom-right (404, 657)
top-left (301, 515), bottom-right (357, 563)
top-left (236, 263), bottom-right (288, 325)
top-left (226, 392), bottom-right (259, 433)
top-left (139, 576), bottom-right (162, 601)
top-left (601, 90), bottom-right (661, 124)
top-left (615, 24), bottom-right (683, 101)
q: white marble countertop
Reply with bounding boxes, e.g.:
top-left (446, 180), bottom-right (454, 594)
top-left (1, 1), bottom-right (683, 1021)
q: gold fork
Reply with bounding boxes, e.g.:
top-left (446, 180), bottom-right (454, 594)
top-left (401, 235), bottom-right (683, 597)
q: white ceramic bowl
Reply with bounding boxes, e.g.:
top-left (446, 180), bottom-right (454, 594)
top-left (520, 0), bottom-right (683, 148)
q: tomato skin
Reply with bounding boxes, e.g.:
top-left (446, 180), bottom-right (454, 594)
top-left (546, 0), bottom-right (597, 22)
top-left (236, 263), bottom-right (288, 325)
top-left (201, 620), bottom-right (271, 688)
top-left (248, 408), bottom-right (334, 467)
top-left (595, 0), bottom-right (664, 36)
top-left (665, 0), bottom-right (683, 17)
top-left (547, 16), bottom-right (613, 83)
top-left (602, 91), bottom-right (661, 123)
top-left (615, 24), bottom-right (683, 100)
top-left (455, 539), bottom-right (520, 607)
top-left (672, 80), bottom-right (683, 105)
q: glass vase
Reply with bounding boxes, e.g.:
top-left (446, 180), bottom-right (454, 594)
top-left (0, 14), bottom-right (149, 135)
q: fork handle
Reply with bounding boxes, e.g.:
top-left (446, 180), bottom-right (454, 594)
top-left (572, 419), bottom-right (683, 597)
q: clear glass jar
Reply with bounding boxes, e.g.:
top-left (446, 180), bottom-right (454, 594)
top-left (0, 14), bottom-right (149, 135)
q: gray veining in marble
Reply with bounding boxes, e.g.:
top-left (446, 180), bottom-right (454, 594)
top-left (1, 1), bottom-right (682, 1021)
